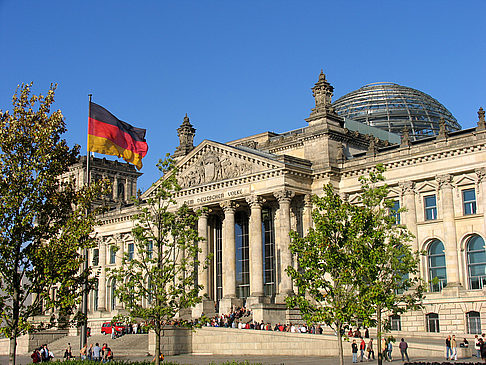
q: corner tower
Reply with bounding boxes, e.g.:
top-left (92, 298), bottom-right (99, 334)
top-left (173, 114), bottom-right (196, 160)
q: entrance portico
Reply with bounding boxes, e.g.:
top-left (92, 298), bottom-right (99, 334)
top-left (172, 140), bottom-right (313, 317)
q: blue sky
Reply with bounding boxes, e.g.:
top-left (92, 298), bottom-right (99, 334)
top-left (1, 1), bottom-right (485, 191)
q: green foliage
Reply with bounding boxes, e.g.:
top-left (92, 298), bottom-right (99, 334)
top-left (286, 164), bottom-right (424, 365)
top-left (0, 84), bottom-right (107, 362)
top-left (109, 154), bottom-right (209, 365)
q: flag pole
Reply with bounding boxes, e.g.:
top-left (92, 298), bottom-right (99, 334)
top-left (80, 94), bottom-right (92, 351)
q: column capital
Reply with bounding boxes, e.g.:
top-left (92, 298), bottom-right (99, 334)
top-left (399, 181), bottom-right (416, 195)
top-left (475, 167), bottom-right (486, 182)
top-left (246, 195), bottom-right (263, 208)
top-left (220, 200), bottom-right (236, 213)
top-left (436, 174), bottom-right (453, 189)
top-left (274, 190), bottom-right (295, 204)
top-left (195, 206), bottom-right (209, 218)
top-left (304, 194), bottom-right (313, 207)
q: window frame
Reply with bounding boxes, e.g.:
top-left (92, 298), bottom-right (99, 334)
top-left (424, 194), bottom-right (437, 221)
top-left (426, 313), bottom-right (440, 333)
top-left (462, 188), bottom-right (477, 215)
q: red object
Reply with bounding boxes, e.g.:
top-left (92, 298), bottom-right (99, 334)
top-left (101, 322), bottom-right (126, 334)
top-left (88, 102), bottom-right (148, 170)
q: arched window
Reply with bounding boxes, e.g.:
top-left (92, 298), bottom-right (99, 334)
top-left (467, 311), bottom-right (481, 334)
top-left (467, 235), bottom-right (486, 290)
top-left (428, 240), bottom-right (447, 292)
top-left (426, 313), bottom-right (440, 333)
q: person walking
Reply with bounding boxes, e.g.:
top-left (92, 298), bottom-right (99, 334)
top-left (360, 337), bottom-right (366, 362)
top-left (92, 343), bottom-right (102, 362)
top-left (64, 343), bottom-right (72, 361)
top-left (480, 338), bottom-right (486, 363)
top-left (367, 338), bottom-right (375, 361)
top-left (476, 335), bottom-right (482, 359)
top-left (352, 339), bottom-right (359, 363)
top-left (446, 335), bottom-right (452, 360)
top-left (387, 339), bottom-right (393, 362)
top-left (399, 338), bottom-right (410, 362)
top-left (451, 335), bottom-right (458, 361)
top-left (79, 344), bottom-right (87, 361)
top-left (381, 337), bottom-right (388, 362)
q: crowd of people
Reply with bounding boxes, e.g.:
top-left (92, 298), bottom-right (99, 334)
top-left (30, 344), bottom-right (54, 363)
top-left (79, 342), bottom-right (113, 362)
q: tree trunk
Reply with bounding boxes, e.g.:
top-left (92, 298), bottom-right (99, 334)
top-left (336, 322), bottom-right (345, 365)
top-left (155, 323), bottom-right (161, 365)
top-left (9, 336), bottom-right (17, 365)
top-left (377, 305), bottom-right (382, 365)
top-left (9, 277), bottom-right (20, 365)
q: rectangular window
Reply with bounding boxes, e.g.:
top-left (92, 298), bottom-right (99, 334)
top-left (92, 248), bottom-right (99, 266)
top-left (463, 188), bottom-right (477, 215)
top-left (214, 218), bottom-right (223, 301)
top-left (389, 315), bottom-right (401, 331)
top-left (110, 246), bottom-right (116, 264)
top-left (391, 200), bottom-right (400, 224)
top-left (146, 241), bottom-right (153, 259)
top-left (262, 208), bottom-right (276, 297)
top-left (424, 195), bottom-right (437, 220)
top-left (235, 212), bottom-right (250, 299)
top-left (128, 243), bottom-right (134, 261)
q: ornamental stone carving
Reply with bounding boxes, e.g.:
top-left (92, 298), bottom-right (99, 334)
top-left (436, 174), bottom-right (453, 189)
top-left (246, 195), bottom-right (263, 208)
top-left (274, 190), bottom-right (295, 203)
top-left (220, 200), bottom-right (236, 213)
top-left (476, 167), bottom-right (486, 183)
top-left (399, 181), bottom-right (415, 195)
top-left (179, 150), bottom-right (255, 188)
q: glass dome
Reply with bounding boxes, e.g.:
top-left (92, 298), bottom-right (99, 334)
top-left (332, 82), bottom-right (461, 140)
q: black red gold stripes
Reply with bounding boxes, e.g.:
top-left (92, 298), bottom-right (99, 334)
top-left (88, 102), bottom-right (148, 170)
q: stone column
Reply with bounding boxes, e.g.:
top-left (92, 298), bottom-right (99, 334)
top-left (274, 190), bottom-right (295, 302)
top-left (112, 175), bottom-right (118, 200)
top-left (476, 168), bottom-right (486, 233)
top-left (197, 210), bottom-right (209, 296)
top-left (114, 234), bottom-right (124, 310)
top-left (97, 239), bottom-right (107, 311)
top-left (218, 201), bottom-right (241, 314)
top-left (436, 174), bottom-right (461, 288)
top-left (220, 201), bottom-right (236, 299)
top-left (399, 181), bottom-right (422, 278)
top-left (303, 194), bottom-right (313, 234)
top-left (246, 195), bottom-right (264, 304)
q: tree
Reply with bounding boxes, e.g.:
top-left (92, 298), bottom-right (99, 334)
top-left (0, 84), bottom-right (106, 365)
top-left (109, 155), bottom-right (208, 365)
top-left (286, 165), bottom-right (423, 365)
top-left (286, 183), bottom-right (373, 365)
top-left (356, 165), bottom-right (425, 365)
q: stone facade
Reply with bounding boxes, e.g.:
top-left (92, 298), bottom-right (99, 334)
top-left (84, 71), bottom-right (486, 337)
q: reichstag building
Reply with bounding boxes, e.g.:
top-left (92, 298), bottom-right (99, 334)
top-left (78, 71), bottom-right (486, 337)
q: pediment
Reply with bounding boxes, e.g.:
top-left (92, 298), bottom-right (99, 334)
top-left (416, 181), bottom-right (437, 193)
top-left (176, 140), bottom-right (285, 189)
top-left (454, 175), bottom-right (476, 187)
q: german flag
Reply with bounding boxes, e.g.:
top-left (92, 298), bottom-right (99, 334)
top-left (88, 102), bottom-right (148, 170)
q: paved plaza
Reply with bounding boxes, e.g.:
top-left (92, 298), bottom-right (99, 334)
top-left (3, 353), bottom-right (482, 365)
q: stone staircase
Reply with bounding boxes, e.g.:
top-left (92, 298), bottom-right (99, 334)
top-left (47, 333), bottom-right (150, 359)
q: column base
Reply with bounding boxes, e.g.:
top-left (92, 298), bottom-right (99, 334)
top-left (246, 295), bottom-right (266, 308)
top-left (192, 299), bottom-right (216, 319)
top-left (441, 282), bottom-right (465, 297)
top-left (219, 297), bottom-right (243, 314)
top-left (275, 291), bottom-right (293, 304)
